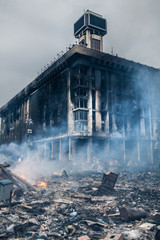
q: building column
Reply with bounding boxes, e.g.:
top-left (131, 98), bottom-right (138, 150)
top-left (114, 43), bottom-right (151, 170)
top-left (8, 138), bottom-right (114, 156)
top-left (105, 71), bottom-right (110, 135)
top-left (95, 70), bottom-right (101, 133)
top-left (123, 139), bottom-right (126, 164)
top-left (149, 108), bottom-right (153, 164)
top-left (69, 137), bottom-right (72, 161)
top-left (106, 111), bottom-right (109, 135)
top-left (88, 67), bottom-right (92, 135)
top-left (87, 138), bottom-right (92, 164)
top-left (59, 140), bottom-right (62, 161)
top-left (122, 109), bottom-right (126, 164)
top-left (112, 114), bottom-right (117, 131)
top-left (51, 141), bottom-right (54, 159)
top-left (140, 108), bottom-right (145, 136)
top-left (137, 140), bottom-right (141, 162)
top-left (105, 140), bottom-right (109, 169)
top-left (67, 69), bottom-right (74, 135)
top-left (86, 30), bottom-right (91, 48)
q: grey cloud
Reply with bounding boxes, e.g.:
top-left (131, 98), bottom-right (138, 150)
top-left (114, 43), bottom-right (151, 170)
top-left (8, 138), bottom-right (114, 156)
top-left (0, 0), bottom-right (160, 107)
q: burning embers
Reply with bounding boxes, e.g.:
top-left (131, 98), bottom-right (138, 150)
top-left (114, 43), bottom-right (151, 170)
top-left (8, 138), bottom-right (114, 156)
top-left (37, 181), bottom-right (47, 188)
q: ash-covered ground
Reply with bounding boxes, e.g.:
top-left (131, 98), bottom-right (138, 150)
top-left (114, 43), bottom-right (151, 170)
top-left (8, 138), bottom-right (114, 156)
top-left (0, 170), bottom-right (160, 240)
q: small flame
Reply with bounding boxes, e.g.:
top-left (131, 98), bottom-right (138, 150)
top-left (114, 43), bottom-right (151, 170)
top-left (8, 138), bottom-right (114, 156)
top-left (20, 174), bottom-right (25, 179)
top-left (37, 182), bottom-right (47, 187)
top-left (11, 192), bottom-right (14, 197)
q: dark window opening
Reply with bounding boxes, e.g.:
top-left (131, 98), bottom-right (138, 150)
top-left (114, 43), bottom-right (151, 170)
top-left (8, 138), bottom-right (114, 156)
top-left (80, 78), bottom-right (88, 86)
top-left (109, 93), bottom-right (113, 112)
top-left (109, 113), bottom-right (112, 133)
top-left (101, 101), bottom-right (106, 110)
top-left (75, 87), bottom-right (88, 97)
top-left (101, 123), bottom-right (105, 132)
top-left (74, 98), bottom-right (88, 109)
top-left (92, 100), bottom-right (95, 109)
top-left (101, 90), bottom-right (106, 99)
top-left (92, 123), bottom-right (96, 132)
top-left (101, 112), bottom-right (106, 121)
top-left (92, 111), bottom-right (95, 121)
top-left (101, 71), bottom-right (107, 90)
top-left (92, 69), bottom-right (95, 88)
top-left (116, 115), bottom-right (122, 131)
top-left (92, 90), bottom-right (95, 109)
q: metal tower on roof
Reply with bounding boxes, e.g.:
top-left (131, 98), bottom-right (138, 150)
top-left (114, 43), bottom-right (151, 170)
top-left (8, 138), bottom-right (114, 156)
top-left (74, 10), bottom-right (107, 52)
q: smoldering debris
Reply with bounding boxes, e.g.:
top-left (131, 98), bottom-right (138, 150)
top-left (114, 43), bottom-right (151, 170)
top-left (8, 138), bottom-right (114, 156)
top-left (0, 163), bottom-right (37, 191)
top-left (0, 142), bottom-right (70, 183)
top-left (119, 207), bottom-right (147, 221)
top-left (98, 172), bottom-right (118, 194)
top-left (0, 169), bottom-right (159, 240)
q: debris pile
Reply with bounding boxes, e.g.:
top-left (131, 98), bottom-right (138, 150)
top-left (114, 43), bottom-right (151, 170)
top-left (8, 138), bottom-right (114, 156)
top-left (0, 167), bottom-right (159, 239)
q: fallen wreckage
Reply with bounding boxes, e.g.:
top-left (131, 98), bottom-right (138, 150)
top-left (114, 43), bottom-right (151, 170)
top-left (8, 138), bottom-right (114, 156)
top-left (0, 163), bottom-right (160, 239)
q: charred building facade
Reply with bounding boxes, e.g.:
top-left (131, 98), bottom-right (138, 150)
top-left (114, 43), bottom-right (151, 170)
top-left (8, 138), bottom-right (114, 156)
top-left (0, 11), bottom-right (160, 169)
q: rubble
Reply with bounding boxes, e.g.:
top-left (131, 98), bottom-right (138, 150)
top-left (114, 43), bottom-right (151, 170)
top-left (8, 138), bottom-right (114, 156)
top-left (98, 172), bottom-right (118, 194)
top-left (155, 230), bottom-right (160, 240)
top-left (0, 169), bottom-right (159, 239)
top-left (119, 207), bottom-right (147, 221)
top-left (138, 222), bottom-right (156, 231)
top-left (104, 233), bottom-right (123, 240)
top-left (78, 235), bottom-right (91, 240)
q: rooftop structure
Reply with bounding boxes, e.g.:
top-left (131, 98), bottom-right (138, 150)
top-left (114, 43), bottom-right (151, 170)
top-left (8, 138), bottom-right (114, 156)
top-left (74, 10), bottom-right (107, 51)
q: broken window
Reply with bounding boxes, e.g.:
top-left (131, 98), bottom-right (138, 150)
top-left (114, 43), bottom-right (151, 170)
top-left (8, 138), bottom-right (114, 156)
top-left (74, 66), bottom-right (89, 88)
top-left (74, 110), bottom-right (88, 132)
top-left (74, 111), bottom-right (78, 120)
top-left (74, 110), bottom-right (88, 121)
top-left (80, 99), bottom-right (87, 108)
top-left (74, 121), bottom-right (88, 132)
top-left (75, 98), bottom-right (88, 109)
top-left (75, 88), bottom-right (88, 98)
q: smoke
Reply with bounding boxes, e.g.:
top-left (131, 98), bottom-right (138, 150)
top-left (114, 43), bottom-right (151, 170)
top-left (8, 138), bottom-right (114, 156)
top-left (0, 141), bottom-right (65, 183)
top-left (0, 67), bottom-right (160, 180)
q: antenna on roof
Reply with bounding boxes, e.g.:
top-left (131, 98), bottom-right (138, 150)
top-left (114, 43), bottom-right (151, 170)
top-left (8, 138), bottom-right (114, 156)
top-left (111, 46), bottom-right (114, 55)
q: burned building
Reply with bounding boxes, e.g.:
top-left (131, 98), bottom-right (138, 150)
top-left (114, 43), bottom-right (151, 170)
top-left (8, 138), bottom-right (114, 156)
top-left (0, 10), bottom-right (160, 169)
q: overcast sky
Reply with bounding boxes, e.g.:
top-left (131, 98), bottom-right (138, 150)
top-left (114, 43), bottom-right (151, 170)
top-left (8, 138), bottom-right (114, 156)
top-left (0, 0), bottom-right (160, 107)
